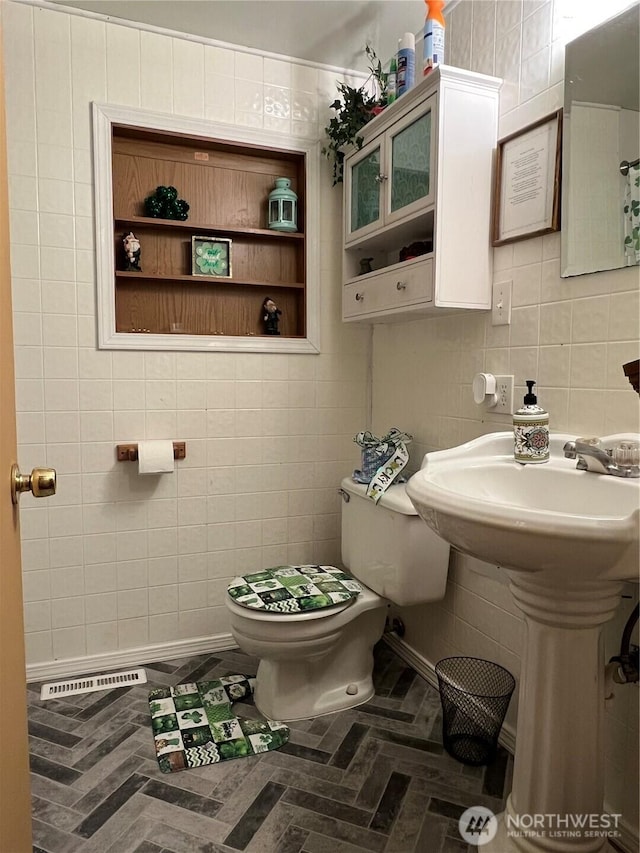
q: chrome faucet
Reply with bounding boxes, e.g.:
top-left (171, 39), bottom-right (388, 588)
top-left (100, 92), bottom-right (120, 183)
top-left (563, 438), bottom-right (640, 478)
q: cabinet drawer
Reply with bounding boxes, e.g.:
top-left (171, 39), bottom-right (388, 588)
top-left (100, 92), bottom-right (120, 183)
top-left (343, 257), bottom-right (433, 319)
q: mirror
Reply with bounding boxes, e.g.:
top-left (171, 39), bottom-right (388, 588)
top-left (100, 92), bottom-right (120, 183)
top-left (561, 3), bottom-right (640, 277)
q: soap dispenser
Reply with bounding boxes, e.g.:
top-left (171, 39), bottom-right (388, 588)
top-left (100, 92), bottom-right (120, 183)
top-left (513, 380), bottom-right (549, 464)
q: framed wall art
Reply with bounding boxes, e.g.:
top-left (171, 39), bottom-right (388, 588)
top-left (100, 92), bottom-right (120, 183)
top-left (191, 236), bottom-right (232, 277)
top-left (492, 110), bottom-right (562, 246)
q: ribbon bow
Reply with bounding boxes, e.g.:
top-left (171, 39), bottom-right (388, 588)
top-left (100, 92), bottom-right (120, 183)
top-left (353, 428), bottom-right (413, 455)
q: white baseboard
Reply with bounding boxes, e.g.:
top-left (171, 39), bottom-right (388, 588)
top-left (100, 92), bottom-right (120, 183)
top-left (26, 632), bottom-right (237, 683)
top-left (384, 634), bottom-right (638, 853)
top-left (383, 632), bottom-right (517, 754)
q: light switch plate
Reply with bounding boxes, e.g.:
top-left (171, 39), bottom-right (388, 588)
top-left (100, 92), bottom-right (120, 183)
top-left (492, 281), bottom-right (512, 326)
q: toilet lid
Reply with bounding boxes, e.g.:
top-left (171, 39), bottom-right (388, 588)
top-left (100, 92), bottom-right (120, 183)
top-left (227, 565), bottom-right (362, 614)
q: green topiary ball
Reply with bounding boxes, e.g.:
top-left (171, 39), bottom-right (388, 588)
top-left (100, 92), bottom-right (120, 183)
top-left (144, 196), bottom-right (164, 217)
top-left (144, 186), bottom-right (189, 220)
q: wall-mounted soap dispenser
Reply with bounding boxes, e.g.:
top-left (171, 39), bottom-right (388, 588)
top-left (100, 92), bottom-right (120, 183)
top-left (513, 380), bottom-right (549, 464)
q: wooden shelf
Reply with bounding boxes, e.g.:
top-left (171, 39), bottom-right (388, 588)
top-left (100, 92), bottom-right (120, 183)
top-left (115, 271), bottom-right (304, 289)
top-left (110, 123), bottom-right (308, 340)
top-left (115, 216), bottom-right (304, 241)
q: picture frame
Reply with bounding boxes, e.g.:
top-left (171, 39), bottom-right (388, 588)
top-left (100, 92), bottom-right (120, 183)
top-left (492, 110), bottom-right (563, 246)
top-left (191, 236), bottom-right (232, 277)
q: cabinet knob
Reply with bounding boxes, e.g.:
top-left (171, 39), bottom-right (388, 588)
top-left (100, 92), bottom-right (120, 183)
top-left (396, 281), bottom-right (407, 290)
top-left (355, 292), bottom-right (365, 302)
top-left (374, 173), bottom-right (388, 183)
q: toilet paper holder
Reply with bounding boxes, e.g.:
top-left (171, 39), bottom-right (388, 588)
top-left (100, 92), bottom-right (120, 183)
top-left (116, 442), bottom-right (186, 462)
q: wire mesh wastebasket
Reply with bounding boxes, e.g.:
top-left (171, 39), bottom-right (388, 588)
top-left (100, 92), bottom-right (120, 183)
top-left (435, 657), bottom-right (515, 766)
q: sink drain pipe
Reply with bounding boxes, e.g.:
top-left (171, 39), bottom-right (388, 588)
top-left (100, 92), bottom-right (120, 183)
top-left (607, 602), bottom-right (639, 690)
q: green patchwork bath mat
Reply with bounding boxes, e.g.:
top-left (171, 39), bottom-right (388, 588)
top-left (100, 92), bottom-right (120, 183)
top-left (227, 564), bottom-right (362, 613)
top-left (148, 675), bottom-right (289, 773)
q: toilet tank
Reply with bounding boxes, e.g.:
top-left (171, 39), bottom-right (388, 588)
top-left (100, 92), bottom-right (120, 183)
top-left (340, 477), bottom-right (450, 607)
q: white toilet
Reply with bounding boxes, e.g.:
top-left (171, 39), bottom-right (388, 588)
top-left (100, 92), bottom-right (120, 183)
top-left (226, 476), bottom-right (450, 721)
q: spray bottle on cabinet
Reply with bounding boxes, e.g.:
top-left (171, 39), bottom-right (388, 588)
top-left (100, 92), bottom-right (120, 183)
top-left (423, 0), bottom-right (446, 75)
top-left (387, 57), bottom-right (397, 105)
top-left (397, 32), bottom-right (415, 96)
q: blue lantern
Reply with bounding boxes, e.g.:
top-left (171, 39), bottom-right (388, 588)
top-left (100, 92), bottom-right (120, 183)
top-left (268, 177), bottom-right (298, 232)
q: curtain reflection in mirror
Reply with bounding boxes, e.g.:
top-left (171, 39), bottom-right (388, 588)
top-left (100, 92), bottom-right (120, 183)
top-left (623, 161), bottom-right (640, 264)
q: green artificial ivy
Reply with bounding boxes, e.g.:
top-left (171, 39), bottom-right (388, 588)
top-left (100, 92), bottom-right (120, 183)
top-left (323, 46), bottom-right (388, 185)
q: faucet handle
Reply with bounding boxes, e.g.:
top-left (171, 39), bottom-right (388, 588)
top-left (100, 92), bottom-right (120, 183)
top-left (612, 441), bottom-right (640, 468)
top-left (576, 436), bottom-right (611, 456)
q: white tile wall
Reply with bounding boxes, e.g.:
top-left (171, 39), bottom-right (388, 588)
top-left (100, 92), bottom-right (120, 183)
top-left (4, 0), bottom-right (638, 835)
top-left (376, 0), bottom-right (639, 833)
top-left (3, 1), bottom-right (369, 666)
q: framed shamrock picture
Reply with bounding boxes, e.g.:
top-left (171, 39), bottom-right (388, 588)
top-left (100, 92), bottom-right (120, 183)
top-left (191, 236), bottom-right (232, 277)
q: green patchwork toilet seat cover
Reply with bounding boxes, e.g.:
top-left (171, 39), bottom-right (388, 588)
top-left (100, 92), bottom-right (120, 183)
top-left (227, 564), bottom-right (363, 613)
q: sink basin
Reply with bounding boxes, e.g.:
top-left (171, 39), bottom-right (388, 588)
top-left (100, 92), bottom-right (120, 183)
top-left (406, 432), bottom-right (640, 581)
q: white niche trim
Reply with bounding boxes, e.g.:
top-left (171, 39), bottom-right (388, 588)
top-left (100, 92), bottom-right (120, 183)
top-left (92, 102), bottom-right (321, 353)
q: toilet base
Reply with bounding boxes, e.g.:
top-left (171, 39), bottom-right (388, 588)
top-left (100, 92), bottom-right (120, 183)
top-left (254, 661), bottom-right (375, 722)
top-left (247, 602), bottom-right (387, 721)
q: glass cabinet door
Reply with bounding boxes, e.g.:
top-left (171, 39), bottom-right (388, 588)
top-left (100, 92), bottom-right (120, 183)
top-left (385, 97), bottom-right (435, 223)
top-left (346, 143), bottom-right (382, 240)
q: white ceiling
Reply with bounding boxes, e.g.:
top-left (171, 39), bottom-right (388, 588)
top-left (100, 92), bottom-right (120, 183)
top-left (49, 0), bottom-right (427, 72)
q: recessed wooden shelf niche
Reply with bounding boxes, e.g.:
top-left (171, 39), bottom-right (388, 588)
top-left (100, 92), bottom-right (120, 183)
top-left (93, 103), bottom-right (320, 353)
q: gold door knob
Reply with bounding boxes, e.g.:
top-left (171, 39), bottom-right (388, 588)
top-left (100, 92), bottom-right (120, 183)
top-left (11, 464), bottom-right (57, 504)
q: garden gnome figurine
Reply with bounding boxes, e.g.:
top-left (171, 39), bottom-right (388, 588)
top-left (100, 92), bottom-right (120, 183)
top-left (122, 231), bottom-right (141, 271)
top-left (262, 297), bottom-right (282, 335)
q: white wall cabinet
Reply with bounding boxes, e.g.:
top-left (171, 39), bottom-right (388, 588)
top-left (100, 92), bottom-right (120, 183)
top-left (344, 95), bottom-right (437, 245)
top-left (342, 66), bottom-right (501, 323)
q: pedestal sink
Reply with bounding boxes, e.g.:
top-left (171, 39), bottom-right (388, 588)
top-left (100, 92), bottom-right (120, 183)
top-left (406, 432), bottom-right (640, 853)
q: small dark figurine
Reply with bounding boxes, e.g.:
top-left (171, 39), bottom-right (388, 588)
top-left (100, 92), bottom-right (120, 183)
top-left (262, 297), bottom-right (281, 335)
top-left (359, 257), bottom-right (374, 275)
top-left (122, 231), bottom-right (141, 271)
